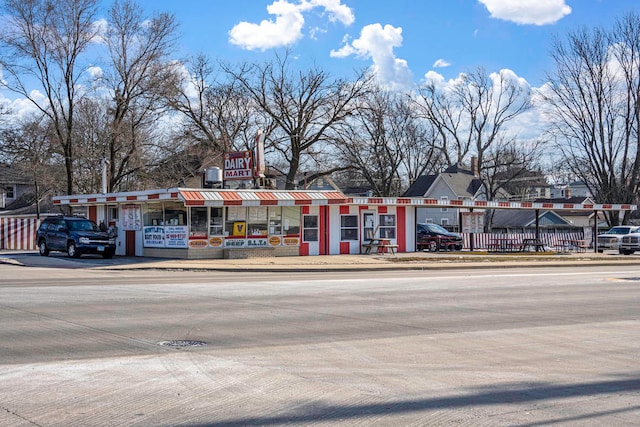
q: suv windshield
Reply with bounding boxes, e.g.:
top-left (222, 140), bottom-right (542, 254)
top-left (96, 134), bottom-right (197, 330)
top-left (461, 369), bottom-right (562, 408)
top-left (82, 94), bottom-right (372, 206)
top-left (67, 219), bottom-right (100, 232)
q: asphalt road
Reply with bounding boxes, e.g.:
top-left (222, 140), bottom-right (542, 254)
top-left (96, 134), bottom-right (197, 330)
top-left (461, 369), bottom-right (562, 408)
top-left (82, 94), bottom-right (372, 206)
top-left (1, 263), bottom-right (639, 426)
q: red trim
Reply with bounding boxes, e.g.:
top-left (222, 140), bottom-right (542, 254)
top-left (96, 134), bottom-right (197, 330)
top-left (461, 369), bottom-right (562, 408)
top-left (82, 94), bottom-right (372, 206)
top-left (450, 200), bottom-right (462, 206)
top-left (583, 204), bottom-right (594, 209)
top-left (107, 197), bottom-right (117, 202)
top-left (259, 200), bottom-right (278, 205)
top-left (424, 199), bottom-right (438, 205)
top-left (397, 206), bottom-right (406, 252)
top-left (522, 202), bottom-right (532, 208)
top-left (185, 200), bottom-right (205, 206)
top-left (299, 242), bottom-right (309, 256)
top-left (378, 206), bottom-right (387, 214)
top-left (126, 195), bottom-right (137, 200)
top-left (53, 200), bottom-right (60, 205)
top-left (340, 205), bottom-right (350, 215)
top-left (148, 193), bottom-right (160, 200)
top-left (542, 203), bottom-right (553, 208)
top-left (224, 200), bottom-right (243, 206)
top-left (320, 206), bottom-right (328, 255)
top-left (70, 199), bottom-right (78, 203)
top-left (88, 197), bottom-right (97, 202)
top-left (474, 201), bottom-right (487, 206)
top-left (301, 206), bottom-right (310, 214)
top-left (88, 206), bottom-right (97, 223)
top-left (397, 198), bottom-right (411, 204)
top-left (340, 241), bottom-right (350, 254)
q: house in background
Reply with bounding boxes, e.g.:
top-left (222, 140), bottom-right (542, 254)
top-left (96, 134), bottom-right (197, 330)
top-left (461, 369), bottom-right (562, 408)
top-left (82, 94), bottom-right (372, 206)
top-left (403, 162), bottom-right (484, 228)
top-left (0, 163), bottom-right (37, 212)
top-left (551, 180), bottom-right (592, 199)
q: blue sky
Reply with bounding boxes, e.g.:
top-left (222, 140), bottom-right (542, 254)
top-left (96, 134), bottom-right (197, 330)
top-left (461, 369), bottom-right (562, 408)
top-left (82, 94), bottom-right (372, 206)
top-left (132, 0), bottom-right (637, 88)
top-left (2, 0), bottom-right (638, 114)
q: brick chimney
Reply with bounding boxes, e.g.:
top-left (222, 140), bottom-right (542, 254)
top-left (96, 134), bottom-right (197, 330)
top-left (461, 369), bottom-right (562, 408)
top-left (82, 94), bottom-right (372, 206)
top-left (471, 156), bottom-right (479, 177)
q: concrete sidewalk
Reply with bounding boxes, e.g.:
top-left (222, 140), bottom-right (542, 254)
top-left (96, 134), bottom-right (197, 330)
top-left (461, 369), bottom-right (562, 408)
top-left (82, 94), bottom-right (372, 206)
top-left (3, 250), bottom-right (640, 272)
top-left (97, 251), bottom-right (640, 272)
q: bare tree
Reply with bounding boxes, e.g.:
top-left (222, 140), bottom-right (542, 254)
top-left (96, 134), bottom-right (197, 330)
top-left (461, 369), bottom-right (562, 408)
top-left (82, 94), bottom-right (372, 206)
top-left (224, 52), bottom-right (373, 189)
top-left (334, 89), bottom-right (442, 196)
top-left (100, 0), bottom-right (178, 192)
top-left (0, 0), bottom-right (99, 195)
top-left (166, 55), bottom-right (264, 172)
top-left (411, 68), bottom-right (532, 197)
top-left (0, 115), bottom-right (62, 216)
top-left (542, 17), bottom-right (640, 225)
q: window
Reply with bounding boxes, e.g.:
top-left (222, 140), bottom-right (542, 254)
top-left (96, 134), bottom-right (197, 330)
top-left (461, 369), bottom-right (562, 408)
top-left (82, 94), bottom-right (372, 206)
top-left (209, 207), bottom-right (223, 236)
top-left (190, 207), bottom-right (208, 238)
top-left (4, 185), bottom-right (15, 199)
top-left (164, 202), bottom-right (186, 226)
top-left (441, 218), bottom-right (449, 226)
top-left (144, 204), bottom-right (163, 226)
top-left (378, 214), bottom-right (396, 239)
top-left (269, 207), bottom-right (282, 235)
top-left (440, 196), bottom-right (449, 212)
top-left (283, 207), bottom-right (301, 235)
top-left (340, 215), bottom-right (358, 241)
top-left (226, 206), bottom-right (246, 236)
top-left (247, 206), bottom-right (268, 236)
top-left (303, 215), bottom-right (319, 242)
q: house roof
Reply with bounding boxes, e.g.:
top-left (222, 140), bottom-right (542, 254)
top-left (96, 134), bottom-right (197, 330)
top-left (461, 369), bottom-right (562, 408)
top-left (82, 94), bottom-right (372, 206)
top-left (439, 170), bottom-right (483, 198)
top-left (402, 175), bottom-right (436, 197)
top-left (491, 209), bottom-right (572, 227)
top-left (0, 164), bottom-right (32, 185)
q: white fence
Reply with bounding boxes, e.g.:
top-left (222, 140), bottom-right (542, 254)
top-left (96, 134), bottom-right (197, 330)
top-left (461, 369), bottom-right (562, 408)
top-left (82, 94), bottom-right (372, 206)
top-left (464, 231), bottom-right (587, 250)
top-left (0, 217), bottom-right (41, 250)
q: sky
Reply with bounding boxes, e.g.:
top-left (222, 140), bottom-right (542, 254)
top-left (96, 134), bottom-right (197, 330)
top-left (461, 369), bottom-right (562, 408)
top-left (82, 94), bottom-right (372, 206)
top-left (132, 0), bottom-right (636, 89)
top-left (1, 0), bottom-right (639, 115)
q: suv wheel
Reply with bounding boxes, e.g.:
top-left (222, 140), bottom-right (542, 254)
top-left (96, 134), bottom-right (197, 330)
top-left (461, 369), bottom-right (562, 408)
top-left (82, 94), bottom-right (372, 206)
top-left (428, 241), bottom-right (438, 252)
top-left (38, 240), bottom-right (49, 256)
top-left (102, 249), bottom-right (114, 259)
top-left (67, 242), bottom-right (80, 258)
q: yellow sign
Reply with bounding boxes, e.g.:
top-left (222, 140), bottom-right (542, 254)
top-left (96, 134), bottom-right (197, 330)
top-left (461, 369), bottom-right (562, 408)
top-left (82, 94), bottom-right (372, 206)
top-left (233, 221), bottom-right (246, 236)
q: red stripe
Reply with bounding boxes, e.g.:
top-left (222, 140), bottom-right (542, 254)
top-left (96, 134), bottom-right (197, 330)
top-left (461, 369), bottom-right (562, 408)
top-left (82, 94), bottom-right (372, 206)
top-left (397, 206), bottom-right (406, 252)
top-left (340, 241), bottom-right (350, 254)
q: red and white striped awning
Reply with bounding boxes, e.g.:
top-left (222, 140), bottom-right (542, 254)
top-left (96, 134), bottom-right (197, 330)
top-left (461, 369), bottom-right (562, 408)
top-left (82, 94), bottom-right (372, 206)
top-left (52, 188), bottom-right (636, 211)
top-left (179, 189), bottom-right (348, 206)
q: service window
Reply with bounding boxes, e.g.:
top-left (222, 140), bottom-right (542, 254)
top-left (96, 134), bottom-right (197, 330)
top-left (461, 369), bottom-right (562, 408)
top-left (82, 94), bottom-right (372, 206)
top-left (269, 207), bottom-right (282, 235)
top-left (378, 214), bottom-right (396, 239)
top-left (226, 206), bottom-right (246, 236)
top-left (247, 206), bottom-right (268, 236)
top-left (209, 207), bottom-right (223, 236)
top-left (164, 202), bottom-right (186, 226)
top-left (303, 215), bottom-right (319, 242)
top-left (144, 204), bottom-right (163, 226)
top-left (189, 207), bottom-right (208, 238)
top-left (283, 206), bottom-right (301, 235)
top-left (340, 215), bottom-right (358, 241)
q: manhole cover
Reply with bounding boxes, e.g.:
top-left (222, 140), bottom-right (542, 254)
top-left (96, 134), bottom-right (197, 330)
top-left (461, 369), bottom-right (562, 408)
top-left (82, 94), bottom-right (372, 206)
top-left (157, 340), bottom-right (207, 348)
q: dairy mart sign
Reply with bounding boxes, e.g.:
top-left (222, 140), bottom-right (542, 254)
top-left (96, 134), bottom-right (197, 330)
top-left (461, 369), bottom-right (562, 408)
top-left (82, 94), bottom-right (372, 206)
top-left (224, 151), bottom-right (253, 180)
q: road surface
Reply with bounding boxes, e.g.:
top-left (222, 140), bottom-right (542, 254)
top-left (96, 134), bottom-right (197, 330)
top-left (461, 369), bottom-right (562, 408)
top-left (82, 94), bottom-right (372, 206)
top-left (1, 263), bottom-right (639, 426)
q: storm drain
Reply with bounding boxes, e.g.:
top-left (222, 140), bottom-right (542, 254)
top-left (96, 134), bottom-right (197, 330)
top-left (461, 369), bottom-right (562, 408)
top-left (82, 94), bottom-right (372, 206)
top-left (157, 340), bottom-right (207, 348)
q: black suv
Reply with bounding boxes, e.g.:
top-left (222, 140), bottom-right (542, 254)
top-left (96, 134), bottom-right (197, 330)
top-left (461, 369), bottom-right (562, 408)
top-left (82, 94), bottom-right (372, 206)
top-left (416, 223), bottom-right (463, 252)
top-left (36, 216), bottom-right (116, 258)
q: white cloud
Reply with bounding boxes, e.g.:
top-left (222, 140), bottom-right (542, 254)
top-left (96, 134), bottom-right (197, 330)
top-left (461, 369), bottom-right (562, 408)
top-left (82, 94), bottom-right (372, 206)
top-left (478, 0), bottom-right (571, 25)
top-left (330, 23), bottom-right (413, 91)
top-left (90, 18), bottom-right (108, 44)
top-left (433, 59), bottom-right (451, 68)
top-left (87, 66), bottom-right (103, 79)
top-left (228, 0), bottom-right (354, 51)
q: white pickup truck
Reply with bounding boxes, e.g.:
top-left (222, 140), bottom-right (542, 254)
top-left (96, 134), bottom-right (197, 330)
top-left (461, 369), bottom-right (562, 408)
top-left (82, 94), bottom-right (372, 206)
top-left (597, 226), bottom-right (640, 253)
top-left (619, 230), bottom-right (640, 255)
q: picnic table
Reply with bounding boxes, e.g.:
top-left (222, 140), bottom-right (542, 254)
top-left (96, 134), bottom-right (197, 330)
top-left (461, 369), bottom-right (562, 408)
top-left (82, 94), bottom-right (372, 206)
top-left (555, 239), bottom-right (588, 253)
top-left (520, 238), bottom-right (546, 252)
top-left (362, 238), bottom-right (398, 255)
top-left (488, 237), bottom-right (519, 252)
